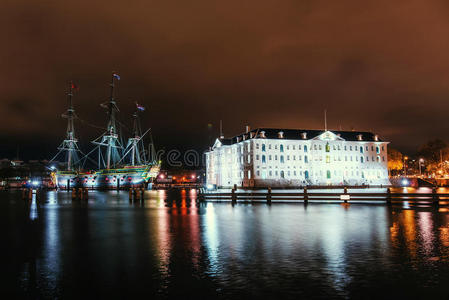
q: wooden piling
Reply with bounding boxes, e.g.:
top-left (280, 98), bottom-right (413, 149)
top-left (267, 187), bottom-right (272, 204)
top-left (72, 188), bottom-right (77, 199)
top-left (432, 187), bottom-right (439, 206)
top-left (343, 186), bottom-right (348, 203)
top-left (304, 187), bottom-right (308, 203)
top-left (386, 188), bottom-right (391, 204)
top-left (129, 188), bottom-right (133, 201)
top-left (231, 188), bottom-right (236, 204)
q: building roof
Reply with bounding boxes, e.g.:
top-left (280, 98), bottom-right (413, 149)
top-left (217, 128), bottom-right (384, 145)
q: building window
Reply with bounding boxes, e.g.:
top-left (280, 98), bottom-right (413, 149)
top-left (382, 146), bottom-right (384, 151)
top-left (287, 171), bottom-right (290, 176)
top-left (287, 155), bottom-right (290, 160)
top-left (305, 170), bottom-right (309, 179)
top-left (350, 146), bottom-right (352, 151)
top-left (275, 171), bottom-right (278, 176)
top-left (376, 146), bottom-right (380, 154)
top-left (269, 171), bottom-right (272, 176)
top-left (280, 145), bottom-right (284, 152)
top-left (326, 155), bottom-right (330, 163)
top-left (304, 155), bottom-right (308, 163)
top-left (360, 147), bottom-right (363, 153)
top-left (262, 144), bottom-right (266, 152)
top-left (293, 145), bottom-right (296, 150)
top-left (304, 145), bottom-right (307, 152)
top-left (382, 156), bottom-right (385, 161)
top-left (280, 155), bottom-right (284, 163)
top-left (269, 155), bottom-right (272, 160)
top-left (287, 145), bottom-right (289, 150)
top-left (319, 145), bottom-right (322, 150)
top-left (269, 144), bottom-right (272, 150)
top-left (344, 146), bottom-right (347, 151)
top-left (280, 171), bottom-right (285, 178)
top-left (326, 143), bottom-right (330, 152)
top-left (299, 145), bottom-right (302, 150)
top-left (262, 170), bottom-right (267, 179)
top-left (262, 155), bottom-right (266, 163)
top-left (371, 146), bottom-right (374, 151)
top-left (256, 144), bottom-right (259, 150)
top-left (376, 156), bottom-right (380, 162)
top-left (257, 171), bottom-right (260, 176)
top-left (366, 146), bottom-right (368, 151)
top-left (361, 157), bottom-right (364, 163)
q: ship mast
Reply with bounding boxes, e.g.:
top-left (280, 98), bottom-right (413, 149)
top-left (60, 82), bottom-right (79, 171)
top-left (106, 74), bottom-right (119, 169)
top-left (129, 109), bottom-right (142, 166)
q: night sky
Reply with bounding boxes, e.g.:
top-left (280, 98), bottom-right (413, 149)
top-left (2, 0), bottom-right (449, 160)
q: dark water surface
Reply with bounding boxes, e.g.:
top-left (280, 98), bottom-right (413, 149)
top-left (3, 189), bottom-right (449, 299)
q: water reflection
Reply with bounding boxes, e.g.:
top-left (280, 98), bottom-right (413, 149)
top-left (3, 189), bottom-right (449, 298)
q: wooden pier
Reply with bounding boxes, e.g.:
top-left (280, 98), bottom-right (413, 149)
top-left (198, 187), bottom-right (449, 205)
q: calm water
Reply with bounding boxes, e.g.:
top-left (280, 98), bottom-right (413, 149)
top-left (3, 189), bottom-right (449, 299)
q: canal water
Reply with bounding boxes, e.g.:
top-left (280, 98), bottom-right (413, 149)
top-left (2, 189), bottom-right (449, 299)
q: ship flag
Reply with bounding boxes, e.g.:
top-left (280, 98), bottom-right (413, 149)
top-left (136, 103), bottom-right (145, 111)
top-left (113, 73), bottom-right (121, 80)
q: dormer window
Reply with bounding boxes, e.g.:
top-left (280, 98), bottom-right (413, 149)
top-left (243, 135), bottom-right (246, 141)
top-left (260, 131), bottom-right (266, 138)
top-left (250, 132), bottom-right (254, 138)
top-left (278, 131), bottom-right (284, 138)
top-left (236, 137), bottom-right (240, 143)
top-left (301, 132), bottom-right (307, 139)
top-left (357, 134), bottom-right (363, 141)
top-left (374, 135), bottom-right (379, 141)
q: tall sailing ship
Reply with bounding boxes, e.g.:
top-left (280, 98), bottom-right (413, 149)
top-left (51, 73), bottom-right (160, 189)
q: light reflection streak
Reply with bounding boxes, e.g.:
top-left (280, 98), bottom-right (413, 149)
top-left (418, 212), bottom-right (435, 255)
top-left (202, 203), bottom-right (220, 276)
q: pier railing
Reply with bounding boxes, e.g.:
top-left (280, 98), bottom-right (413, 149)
top-left (198, 188), bottom-right (449, 205)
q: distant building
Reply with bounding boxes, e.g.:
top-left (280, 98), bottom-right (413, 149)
top-left (205, 127), bottom-right (390, 188)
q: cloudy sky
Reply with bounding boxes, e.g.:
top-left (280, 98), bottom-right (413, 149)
top-left (2, 0), bottom-right (449, 159)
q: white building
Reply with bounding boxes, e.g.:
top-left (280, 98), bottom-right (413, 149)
top-left (205, 127), bottom-right (390, 188)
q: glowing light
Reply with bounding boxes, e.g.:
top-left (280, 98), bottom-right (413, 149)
top-left (32, 181), bottom-right (39, 186)
top-left (159, 174), bottom-right (165, 179)
top-left (402, 179), bottom-right (409, 186)
top-left (206, 184), bottom-right (214, 190)
top-left (50, 166), bottom-right (56, 170)
top-left (191, 175), bottom-right (195, 179)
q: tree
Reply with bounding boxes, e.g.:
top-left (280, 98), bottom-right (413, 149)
top-left (417, 139), bottom-right (449, 174)
top-left (387, 148), bottom-right (404, 176)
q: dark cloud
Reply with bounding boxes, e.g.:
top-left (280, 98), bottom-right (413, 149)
top-left (2, 0), bottom-right (449, 159)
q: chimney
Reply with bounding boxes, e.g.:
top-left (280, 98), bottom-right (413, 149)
top-left (357, 134), bottom-right (363, 141)
top-left (245, 125), bottom-right (250, 133)
top-left (301, 132), bottom-right (307, 139)
top-left (374, 134), bottom-right (379, 141)
top-left (260, 131), bottom-right (266, 138)
top-left (278, 131), bottom-right (284, 138)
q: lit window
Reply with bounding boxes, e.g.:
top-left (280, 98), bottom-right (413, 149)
top-left (326, 155), bottom-right (330, 163)
top-left (326, 143), bottom-right (330, 152)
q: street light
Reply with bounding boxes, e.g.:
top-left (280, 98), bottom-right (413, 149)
top-left (403, 156), bottom-right (408, 176)
top-left (419, 158), bottom-right (424, 176)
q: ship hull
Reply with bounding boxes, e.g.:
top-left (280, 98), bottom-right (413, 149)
top-left (55, 164), bottom-right (160, 189)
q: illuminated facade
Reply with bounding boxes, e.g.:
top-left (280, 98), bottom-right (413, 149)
top-left (205, 128), bottom-right (390, 188)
